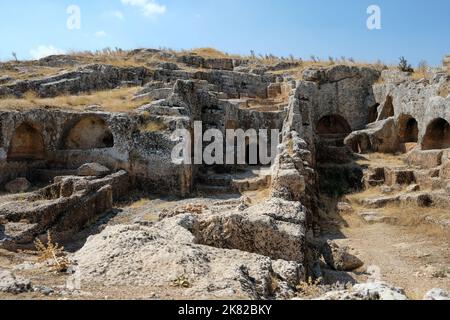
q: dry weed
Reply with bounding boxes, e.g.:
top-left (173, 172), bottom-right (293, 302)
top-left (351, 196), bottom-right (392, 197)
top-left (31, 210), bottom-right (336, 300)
top-left (32, 231), bottom-right (70, 273)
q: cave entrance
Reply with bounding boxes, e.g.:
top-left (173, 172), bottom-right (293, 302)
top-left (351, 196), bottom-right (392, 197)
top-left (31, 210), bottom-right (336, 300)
top-left (316, 114), bottom-right (352, 138)
top-left (398, 115), bottom-right (419, 143)
top-left (378, 96), bottom-right (395, 120)
top-left (368, 104), bottom-right (380, 124)
top-left (422, 118), bottom-right (450, 150)
top-left (7, 123), bottom-right (45, 161)
top-left (63, 116), bottom-right (114, 150)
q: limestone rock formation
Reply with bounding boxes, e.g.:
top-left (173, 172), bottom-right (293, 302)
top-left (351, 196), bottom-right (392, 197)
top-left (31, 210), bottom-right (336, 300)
top-left (1, 49), bottom-right (449, 300)
top-left (77, 163), bottom-right (111, 177)
top-left (423, 288), bottom-right (450, 300)
top-left (314, 282), bottom-right (408, 300)
top-left (5, 177), bottom-right (31, 194)
top-left (320, 240), bottom-right (363, 272)
top-left (0, 269), bottom-right (32, 294)
top-left (74, 215), bottom-right (305, 299)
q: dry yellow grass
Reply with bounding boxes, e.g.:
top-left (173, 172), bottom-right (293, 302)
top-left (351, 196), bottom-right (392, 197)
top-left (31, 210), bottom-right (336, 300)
top-left (356, 152), bottom-right (407, 167)
top-left (344, 187), bottom-right (450, 240)
top-left (187, 47), bottom-right (230, 58)
top-left (438, 81), bottom-right (449, 98)
top-left (377, 204), bottom-right (450, 240)
top-left (0, 64), bottom-right (65, 81)
top-left (345, 187), bottom-right (389, 205)
top-left (0, 87), bottom-right (151, 112)
top-left (141, 119), bottom-right (169, 132)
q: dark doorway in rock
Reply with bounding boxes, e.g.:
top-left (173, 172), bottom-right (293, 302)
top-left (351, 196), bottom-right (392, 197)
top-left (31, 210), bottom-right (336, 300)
top-left (368, 103), bottom-right (380, 123)
top-left (7, 123), bottom-right (45, 161)
top-left (398, 115), bottom-right (419, 143)
top-left (422, 118), bottom-right (450, 150)
top-left (378, 96), bottom-right (395, 120)
top-left (63, 116), bottom-right (114, 150)
top-left (316, 114), bottom-right (352, 137)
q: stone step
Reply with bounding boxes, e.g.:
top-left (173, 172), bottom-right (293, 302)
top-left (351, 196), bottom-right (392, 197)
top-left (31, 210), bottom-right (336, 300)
top-left (358, 211), bottom-right (397, 224)
top-left (360, 192), bottom-right (433, 209)
top-left (363, 167), bottom-right (417, 188)
top-left (232, 175), bottom-right (270, 192)
top-left (197, 174), bottom-right (233, 187)
top-left (0, 221), bottom-right (39, 250)
top-left (196, 184), bottom-right (235, 195)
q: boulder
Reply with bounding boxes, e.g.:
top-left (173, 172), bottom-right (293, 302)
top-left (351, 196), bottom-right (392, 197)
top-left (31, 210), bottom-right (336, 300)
top-left (406, 150), bottom-right (443, 169)
top-left (0, 75), bottom-right (13, 84)
top-left (358, 211), bottom-right (391, 224)
top-left (193, 197), bottom-right (306, 262)
top-left (315, 282), bottom-right (408, 300)
top-left (423, 288), bottom-right (450, 300)
top-left (77, 163), bottom-right (111, 177)
top-left (4, 178), bottom-right (31, 194)
top-left (336, 202), bottom-right (353, 214)
top-left (74, 216), bottom-right (304, 299)
top-left (321, 240), bottom-right (364, 271)
top-left (0, 269), bottom-right (32, 294)
top-left (344, 118), bottom-right (400, 154)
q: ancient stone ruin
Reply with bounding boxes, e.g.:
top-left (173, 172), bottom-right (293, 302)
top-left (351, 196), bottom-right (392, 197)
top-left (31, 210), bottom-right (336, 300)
top-left (0, 49), bottom-right (449, 300)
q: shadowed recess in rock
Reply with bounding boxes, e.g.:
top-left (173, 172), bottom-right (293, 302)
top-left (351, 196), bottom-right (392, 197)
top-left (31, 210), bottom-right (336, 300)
top-left (62, 116), bottom-right (114, 150)
top-left (422, 118), bottom-right (450, 150)
top-left (7, 122), bottom-right (45, 161)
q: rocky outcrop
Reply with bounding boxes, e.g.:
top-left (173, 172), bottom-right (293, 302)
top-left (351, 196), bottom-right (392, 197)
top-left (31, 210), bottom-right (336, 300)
top-left (5, 177), bottom-right (31, 194)
top-left (320, 240), bottom-right (363, 272)
top-left (193, 197), bottom-right (306, 262)
top-left (0, 171), bottom-right (128, 249)
top-left (177, 55), bottom-right (234, 71)
top-left (74, 215), bottom-right (305, 299)
top-left (0, 64), bottom-right (152, 98)
top-left (313, 282), bottom-right (408, 300)
top-left (301, 65), bottom-right (380, 132)
top-left (424, 288), bottom-right (450, 300)
top-left (0, 269), bottom-right (32, 294)
top-left (344, 118), bottom-right (400, 153)
top-left (77, 163), bottom-right (111, 177)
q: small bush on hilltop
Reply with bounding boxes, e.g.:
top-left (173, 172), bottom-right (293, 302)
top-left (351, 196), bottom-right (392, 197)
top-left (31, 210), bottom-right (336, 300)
top-left (398, 56), bottom-right (414, 73)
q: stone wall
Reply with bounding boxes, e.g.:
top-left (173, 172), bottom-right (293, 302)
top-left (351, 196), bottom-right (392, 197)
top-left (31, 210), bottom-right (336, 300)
top-left (346, 69), bottom-right (450, 153)
top-left (302, 65), bottom-right (380, 133)
top-left (0, 109), bottom-right (188, 195)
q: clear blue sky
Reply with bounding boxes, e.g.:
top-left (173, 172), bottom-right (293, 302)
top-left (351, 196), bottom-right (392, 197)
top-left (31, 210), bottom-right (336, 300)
top-left (0, 0), bottom-right (448, 66)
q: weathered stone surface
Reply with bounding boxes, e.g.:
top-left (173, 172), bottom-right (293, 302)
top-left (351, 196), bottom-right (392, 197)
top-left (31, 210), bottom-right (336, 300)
top-left (4, 177), bottom-right (31, 193)
top-left (0, 75), bottom-right (13, 84)
top-left (0, 269), bottom-right (32, 294)
top-left (406, 149), bottom-right (443, 169)
top-left (74, 216), bottom-right (304, 299)
top-left (358, 211), bottom-right (391, 224)
top-left (321, 240), bottom-right (363, 271)
top-left (345, 118), bottom-right (400, 153)
top-left (440, 157), bottom-right (450, 179)
top-left (424, 288), bottom-right (450, 300)
top-left (314, 282), bottom-right (408, 300)
top-left (0, 64), bottom-right (152, 98)
top-left (0, 172), bottom-right (127, 249)
top-left (336, 202), bottom-right (353, 214)
top-left (193, 197), bottom-right (306, 262)
top-left (384, 169), bottom-right (416, 186)
top-left (77, 163), bottom-right (111, 177)
top-left (176, 55), bottom-right (234, 71)
top-left (301, 65), bottom-right (380, 132)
